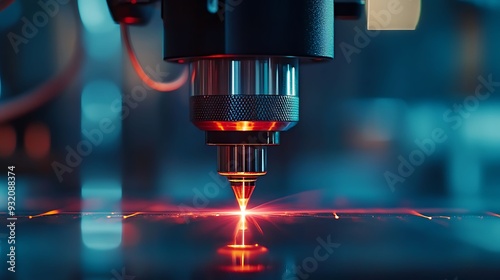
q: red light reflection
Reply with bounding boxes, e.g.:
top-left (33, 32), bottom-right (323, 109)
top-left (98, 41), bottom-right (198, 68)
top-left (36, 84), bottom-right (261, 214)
top-left (218, 244), bottom-right (267, 273)
top-left (218, 211), bottom-right (268, 273)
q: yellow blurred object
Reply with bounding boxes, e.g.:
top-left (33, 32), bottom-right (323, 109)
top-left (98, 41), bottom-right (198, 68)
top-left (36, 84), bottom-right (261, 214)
top-left (366, 0), bottom-right (421, 30)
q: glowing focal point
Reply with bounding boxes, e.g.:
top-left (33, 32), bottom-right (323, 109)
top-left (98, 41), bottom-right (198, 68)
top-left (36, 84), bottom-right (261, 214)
top-left (231, 180), bottom-right (256, 211)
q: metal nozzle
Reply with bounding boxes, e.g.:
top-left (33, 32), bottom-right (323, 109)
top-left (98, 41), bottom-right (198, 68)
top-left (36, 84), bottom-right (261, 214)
top-left (231, 180), bottom-right (256, 212)
top-left (217, 145), bottom-right (266, 210)
top-left (189, 58), bottom-right (299, 210)
top-left (217, 145), bottom-right (267, 175)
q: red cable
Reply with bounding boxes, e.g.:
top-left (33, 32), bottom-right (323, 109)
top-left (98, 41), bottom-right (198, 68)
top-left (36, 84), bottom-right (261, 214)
top-left (120, 24), bottom-right (188, 92)
top-left (0, 0), bottom-right (15, 11)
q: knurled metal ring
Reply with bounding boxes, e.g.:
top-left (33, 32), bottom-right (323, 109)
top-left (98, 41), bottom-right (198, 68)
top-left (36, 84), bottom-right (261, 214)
top-left (190, 95), bottom-right (299, 122)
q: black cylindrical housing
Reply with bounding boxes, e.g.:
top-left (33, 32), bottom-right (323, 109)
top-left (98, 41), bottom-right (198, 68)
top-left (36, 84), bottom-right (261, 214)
top-left (162, 0), bottom-right (334, 61)
top-left (206, 131), bottom-right (280, 145)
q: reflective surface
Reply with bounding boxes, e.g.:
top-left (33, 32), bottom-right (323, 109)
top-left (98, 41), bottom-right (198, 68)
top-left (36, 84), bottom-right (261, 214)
top-left (3, 209), bottom-right (500, 280)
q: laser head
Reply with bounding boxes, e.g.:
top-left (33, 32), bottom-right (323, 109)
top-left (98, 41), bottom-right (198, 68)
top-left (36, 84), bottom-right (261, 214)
top-left (189, 58), bottom-right (298, 210)
top-left (162, 1), bottom-right (334, 211)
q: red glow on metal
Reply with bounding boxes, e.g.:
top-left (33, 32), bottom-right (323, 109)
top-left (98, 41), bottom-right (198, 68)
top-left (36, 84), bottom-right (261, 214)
top-left (29, 209), bottom-right (60, 219)
top-left (193, 121), bottom-right (293, 131)
top-left (218, 248), bottom-right (266, 273)
top-left (226, 244), bottom-right (261, 250)
top-left (190, 64), bottom-right (197, 84)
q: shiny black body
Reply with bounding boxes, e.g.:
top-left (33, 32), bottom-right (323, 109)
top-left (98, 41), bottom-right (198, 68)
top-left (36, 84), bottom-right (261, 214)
top-left (162, 0), bottom-right (335, 61)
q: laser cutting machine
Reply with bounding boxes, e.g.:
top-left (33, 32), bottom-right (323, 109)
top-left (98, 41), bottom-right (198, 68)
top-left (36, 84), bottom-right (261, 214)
top-left (4, 1), bottom-right (500, 279)
top-left (106, 0), bottom-right (421, 210)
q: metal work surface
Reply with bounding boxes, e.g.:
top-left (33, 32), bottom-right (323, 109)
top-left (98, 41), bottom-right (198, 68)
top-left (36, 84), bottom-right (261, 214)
top-left (3, 208), bottom-right (500, 280)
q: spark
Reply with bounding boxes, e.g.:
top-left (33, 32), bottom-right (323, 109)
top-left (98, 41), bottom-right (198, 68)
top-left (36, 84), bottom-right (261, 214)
top-left (409, 210), bottom-right (432, 220)
top-left (29, 209), bottom-right (60, 219)
top-left (487, 212), bottom-right (500, 218)
top-left (432, 216), bottom-right (451, 220)
top-left (123, 212), bottom-right (142, 219)
top-left (244, 207), bottom-right (467, 217)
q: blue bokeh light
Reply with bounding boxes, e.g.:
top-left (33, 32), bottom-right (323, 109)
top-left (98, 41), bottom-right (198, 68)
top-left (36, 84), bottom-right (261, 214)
top-left (77, 0), bottom-right (116, 34)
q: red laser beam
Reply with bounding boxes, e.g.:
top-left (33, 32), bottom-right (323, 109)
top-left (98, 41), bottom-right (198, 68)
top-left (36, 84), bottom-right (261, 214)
top-left (22, 207), bottom-right (475, 220)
